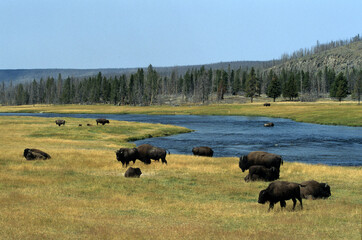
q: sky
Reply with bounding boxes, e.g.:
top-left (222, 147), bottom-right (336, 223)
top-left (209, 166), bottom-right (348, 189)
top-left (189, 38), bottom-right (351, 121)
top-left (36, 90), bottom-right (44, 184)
top-left (0, 0), bottom-right (361, 69)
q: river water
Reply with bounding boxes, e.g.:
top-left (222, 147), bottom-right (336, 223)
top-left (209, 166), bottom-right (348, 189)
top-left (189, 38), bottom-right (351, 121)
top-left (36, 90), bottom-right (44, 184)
top-left (1, 112), bottom-right (361, 166)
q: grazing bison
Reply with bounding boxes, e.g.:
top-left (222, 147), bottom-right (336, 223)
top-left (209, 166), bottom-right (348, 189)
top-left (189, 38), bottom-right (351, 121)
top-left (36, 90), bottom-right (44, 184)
top-left (192, 146), bottom-right (214, 157)
top-left (264, 122), bottom-right (274, 127)
top-left (264, 103), bottom-right (271, 106)
top-left (96, 118), bottom-right (110, 125)
top-left (55, 119), bottom-right (65, 126)
top-left (116, 148), bottom-right (139, 167)
top-left (124, 167), bottom-right (142, 178)
top-left (239, 151), bottom-right (283, 172)
top-left (244, 165), bottom-right (279, 182)
top-left (137, 144), bottom-right (168, 165)
top-left (78, 124), bottom-right (82, 127)
top-left (300, 180), bottom-right (331, 199)
top-left (23, 148), bottom-right (51, 160)
top-left (258, 181), bottom-right (303, 211)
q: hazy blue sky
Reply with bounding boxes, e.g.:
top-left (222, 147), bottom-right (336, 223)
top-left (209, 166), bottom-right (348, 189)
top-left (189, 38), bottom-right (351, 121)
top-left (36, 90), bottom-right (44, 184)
top-left (0, 0), bottom-right (361, 69)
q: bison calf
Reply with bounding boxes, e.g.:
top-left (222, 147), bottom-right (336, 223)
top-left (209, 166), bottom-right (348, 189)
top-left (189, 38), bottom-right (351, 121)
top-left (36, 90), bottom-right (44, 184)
top-left (124, 167), bottom-right (142, 178)
top-left (244, 165), bottom-right (279, 182)
top-left (23, 148), bottom-right (51, 160)
top-left (192, 146), bottom-right (213, 157)
top-left (300, 180), bottom-right (331, 199)
top-left (55, 119), bottom-right (65, 126)
top-left (258, 181), bottom-right (303, 211)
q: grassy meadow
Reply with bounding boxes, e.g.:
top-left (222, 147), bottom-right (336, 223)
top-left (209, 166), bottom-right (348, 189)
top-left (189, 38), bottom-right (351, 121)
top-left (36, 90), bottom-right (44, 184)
top-left (0, 116), bottom-right (361, 239)
top-left (0, 101), bottom-right (361, 126)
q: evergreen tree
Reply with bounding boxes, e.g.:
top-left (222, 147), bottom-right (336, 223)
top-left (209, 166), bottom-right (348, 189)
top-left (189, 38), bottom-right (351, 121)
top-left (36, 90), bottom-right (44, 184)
top-left (232, 68), bottom-right (241, 95)
top-left (245, 67), bottom-right (257, 103)
top-left (283, 72), bottom-right (298, 100)
top-left (352, 70), bottom-right (362, 104)
top-left (266, 74), bottom-right (282, 102)
top-left (330, 72), bottom-right (348, 101)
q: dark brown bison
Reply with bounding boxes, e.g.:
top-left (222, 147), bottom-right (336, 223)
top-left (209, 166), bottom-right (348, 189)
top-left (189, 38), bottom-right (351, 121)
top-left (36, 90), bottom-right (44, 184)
top-left (23, 148), bottom-right (51, 160)
top-left (192, 146), bottom-right (213, 157)
top-left (300, 180), bottom-right (331, 199)
top-left (124, 167), bottom-right (142, 178)
top-left (264, 122), bottom-right (274, 127)
top-left (87, 123), bottom-right (92, 126)
top-left (96, 118), bottom-right (109, 125)
top-left (264, 103), bottom-right (271, 106)
top-left (116, 148), bottom-right (139, 167)
top-left (244, 165), bottom-right (279, 182)
top-left (239, 151), bottom-right (283, 172)
top-left (137, 144), bottom-right (168, 165)
top-left (258, 181), bottom-right (303, 211)
top-left (55, 119), bottom-right (65, 126)
top-left (78, 124), bottom-right (82, 127)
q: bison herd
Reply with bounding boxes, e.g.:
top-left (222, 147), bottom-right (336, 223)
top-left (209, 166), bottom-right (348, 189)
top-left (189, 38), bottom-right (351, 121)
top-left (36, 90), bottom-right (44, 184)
top-left (24, 117), bottom-right (331, 211)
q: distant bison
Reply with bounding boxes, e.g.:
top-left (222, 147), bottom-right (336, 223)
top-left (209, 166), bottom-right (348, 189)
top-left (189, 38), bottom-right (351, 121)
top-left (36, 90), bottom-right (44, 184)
top-left (192, 146), bottom-right (214, 157)
top-left (263, 103), bottom-right (271, 106)
top-left (137, 144), bottom-right (168, 165)
top-left (300, 180), bottom-right (331, 199)
top-left (96, 118), bottom-right (109, 125)
top-left (264, 122), bottom-right (274, 127)
top-left (116, 148), bottom-right (139, 167)
top-left (55, 119), bottom-right (65, 126)
top-left (124, 167), bottom-right (142, 178)
top-left (244, 165), bottom-right (279, 182)
top-left (78, 124), bottom-right (82, 127)
top-left (87, 123), bottom-right (92, 126)
top-left (23, 148), bottom-right (51, 160)
top-left (239, 151), bottom-right (283, 172)
top-left (258, 181), bottom-right (303, 211)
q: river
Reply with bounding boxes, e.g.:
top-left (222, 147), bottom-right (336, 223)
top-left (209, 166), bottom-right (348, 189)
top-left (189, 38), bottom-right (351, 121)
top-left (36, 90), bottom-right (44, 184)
top-left (1, 112), bottom-right (361, 166)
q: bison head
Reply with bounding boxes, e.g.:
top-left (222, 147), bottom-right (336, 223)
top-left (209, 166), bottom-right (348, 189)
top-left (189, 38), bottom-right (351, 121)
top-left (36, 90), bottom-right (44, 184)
top-left (239, 156), bottom-right (248, 172)
top-left (258, 190), bottom-right (268, 204)
top-left (134, 168), bottom-right (142, 176)
top-left (320, 183), bottom-right (331, 198)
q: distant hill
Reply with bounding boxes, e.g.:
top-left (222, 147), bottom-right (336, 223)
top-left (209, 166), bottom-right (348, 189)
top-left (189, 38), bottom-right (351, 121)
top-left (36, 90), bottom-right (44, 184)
top-left (267, 41), bottom-right (362, 74)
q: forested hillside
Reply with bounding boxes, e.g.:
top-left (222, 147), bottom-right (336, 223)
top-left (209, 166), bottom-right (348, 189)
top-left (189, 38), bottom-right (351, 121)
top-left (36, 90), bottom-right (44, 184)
top-left (1, 36), bottom-right (361, 106)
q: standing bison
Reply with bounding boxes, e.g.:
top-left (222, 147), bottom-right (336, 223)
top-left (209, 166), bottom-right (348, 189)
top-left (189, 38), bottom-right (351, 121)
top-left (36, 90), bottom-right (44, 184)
top-left (263, 103), bottom-right (271, 106)
top-left (258, 181), bottom-right (303, 211)
top-left (116, 148), bottom-right (139, 167)
top-left (124, 167), bottom-right (142, 178)
top-left (239, 151), bottom-right (283, 172)
top-left (23, 148), bottom-right (51, 160)
top-left (300, 180), bottom-right (331, 199)
top-left (96, 118), bottom-right (110, 125)
top-left (244, 165), bottom-right (279, 182)
top-left (136, 144), bottom-right (168, 165)
top-left (192, 146), bottom-right (214, 157)
top-left (55, 119), bottom-right (65, 126)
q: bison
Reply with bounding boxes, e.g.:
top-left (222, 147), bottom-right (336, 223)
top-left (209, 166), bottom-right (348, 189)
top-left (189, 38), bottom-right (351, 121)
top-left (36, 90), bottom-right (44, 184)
top-left (264, 122), bottom-right (274, 127)
top-left (258, 181), bottom-right (303, 211)
top-left (192, 146), bottom-right (214, 157)
top-left (124, 167), bottom-right (142, 178)
top-left (263, 103), bottom-right (271, 106)
top-left (23, 148), bottom-right (51, 160)
top-left (300, 180), bottom-right (331, 199)
top-left (239, 151), bottom-right (283, 172)
top-left (96, 118), bottom-right (110, 125)
top-left (55, 119), bottom-right (65, 126)
top-left (244, 165), bottom-right (279, 182)
top-left (137, 144), bottom-right (168, 165)
top-left (116, 147), bottom-right (139, 167)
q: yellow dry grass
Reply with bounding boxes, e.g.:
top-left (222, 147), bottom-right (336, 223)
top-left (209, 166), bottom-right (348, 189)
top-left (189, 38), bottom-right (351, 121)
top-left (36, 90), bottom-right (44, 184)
top-left (0, 116), bottom-right (361, 239)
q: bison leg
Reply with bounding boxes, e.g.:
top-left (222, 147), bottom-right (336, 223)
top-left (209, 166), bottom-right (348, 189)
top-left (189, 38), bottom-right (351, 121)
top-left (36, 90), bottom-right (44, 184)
top-left (268, 202), bottom-right (275, 211)
top-left (161, 157), bottom-right (167, 164)
top-left (297, 197), bottom-right (303, 210)
top-left (280, 200), bottom-right (286, 208)
top-left (292, 198), bottom-right (297, 210)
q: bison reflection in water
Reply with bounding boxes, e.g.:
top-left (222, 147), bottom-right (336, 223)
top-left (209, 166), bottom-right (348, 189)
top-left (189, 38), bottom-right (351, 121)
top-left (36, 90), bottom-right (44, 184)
top-left (258, 181), bottom-right (303, 211)
top-left (300, 180), bottom-right (331, 199)
top-left (23, 148), bottom-right (51, 160)
top-left (192, 146), bottom-right (214, 157)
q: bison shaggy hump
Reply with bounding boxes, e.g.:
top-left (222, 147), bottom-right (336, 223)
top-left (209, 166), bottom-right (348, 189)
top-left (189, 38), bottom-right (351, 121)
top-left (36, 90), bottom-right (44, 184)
top-left (258, 181), bottom-right (303, 211)
top-left (300, 180), bottom-right (331, 199)
top-left (23, 148), bottom-right (51, 160)
top-left (192, 146), bottom-right (213, 157)
top-left (124, 167), bottom-right (142, 178)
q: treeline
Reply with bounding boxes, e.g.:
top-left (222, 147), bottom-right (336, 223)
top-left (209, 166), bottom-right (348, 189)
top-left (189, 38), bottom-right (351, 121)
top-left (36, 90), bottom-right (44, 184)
top-left (1, 64), bottom-right (361, 106)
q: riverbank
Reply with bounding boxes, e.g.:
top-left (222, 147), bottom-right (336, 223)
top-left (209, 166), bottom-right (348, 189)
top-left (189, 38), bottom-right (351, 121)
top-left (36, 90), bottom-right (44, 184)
top-left (0, 116), bottom-right (361, 239)
top-left (1, 102), bottom-right (361, 126)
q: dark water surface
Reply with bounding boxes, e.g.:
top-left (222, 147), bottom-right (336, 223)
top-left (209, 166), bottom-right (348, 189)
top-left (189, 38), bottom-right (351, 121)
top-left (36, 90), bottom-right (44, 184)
top-left (1, 112), bottom-right (361, 166)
